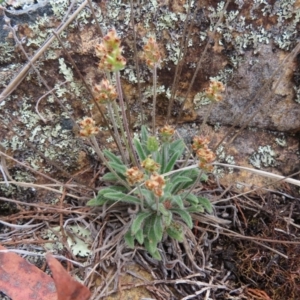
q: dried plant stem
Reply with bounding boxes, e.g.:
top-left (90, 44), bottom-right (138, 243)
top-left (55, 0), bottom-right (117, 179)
top-left (0, 149), bottom-right (88, 194)
top-left (213, 162), bottom-right (300, 187)
top-left (175, 0), bottom-right (232, 124)
top-left (167, 0), bottom-right (195, 122)
top-left (115, 71), bottom-right (139, 167)
top-left (0, 196), bottom-right (91, 215)
top-left (152, 64), bottom-right (158, 135)
top-left (129, 0), bottom-right (144, 124)
top-left (199, 101), bottom-right (215, 133)
top-left (87, 0), bottom-right (103, 37)
top-left (211, 164), bottom-right (300, 205)
top-left (0, 181), bottom-right (83, 199)
top-left (0, 0), bottom-right (89, 102)
top-left (35, 81), bottom-right (67, 122)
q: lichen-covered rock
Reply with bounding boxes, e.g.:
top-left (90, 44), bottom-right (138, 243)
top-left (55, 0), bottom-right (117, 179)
top-left (197, 43), bottom-right (300, 132)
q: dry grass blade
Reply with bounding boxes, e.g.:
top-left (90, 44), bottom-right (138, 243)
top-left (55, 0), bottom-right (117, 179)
top-left (0, 0), bottom-right (89, 102)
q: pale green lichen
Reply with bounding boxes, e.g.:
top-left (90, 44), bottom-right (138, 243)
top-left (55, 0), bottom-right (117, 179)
top-left (294, 86), bottom-right (300, 103)
top-left (0, 42), bottom-right (16, 64)
top-left (0, 95), bottom-right (83, 172)
top-left (193, 92), bottom-right (211, 108)
top-left (215, 145), bottom-right (236, 175)
top-left (43, 224), bottom-right (92, 256)
top-left (275, 137), bottom-right (287, 147)
top-left (249, 145), bottom-right (277, 169)
top-left (58, 58), bottom-right (83, 97)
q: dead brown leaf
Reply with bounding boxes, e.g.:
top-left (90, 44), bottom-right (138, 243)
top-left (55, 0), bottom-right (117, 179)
top-left (0, 245), bottom-right (91, 300)
top-left (46, 253), bottom-right (91, 300)
top-left (0, 245), bottom-right (56, 300)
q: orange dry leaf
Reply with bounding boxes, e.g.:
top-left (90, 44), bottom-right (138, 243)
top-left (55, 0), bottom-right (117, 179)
top-left (46, 253), bottom-right (91, 300)
top-left (0, 245), bottom-right (56, 300)
top-left (0, 245), bottom-right (91, 300)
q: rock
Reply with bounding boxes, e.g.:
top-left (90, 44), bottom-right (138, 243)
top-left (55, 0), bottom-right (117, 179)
top-left (196, 43), bottom-right (300, 132)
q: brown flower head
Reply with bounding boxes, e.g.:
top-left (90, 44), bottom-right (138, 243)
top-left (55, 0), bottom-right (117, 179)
top-left (143, 37), bottom-right (161, 68)
top-left (95, 29), bottom-right (126, 72)
top-left (79, 117), bottom-right (99, 137)
top-left (196, 146), bottom-right (216, 172)
top-left (141, 157), bottom-right (160, 173)
top-left (125, 167), bottom-right (144, 185)
top-left (145, 173), bottom-right (165, 197)
top-left (205, 80), bottom-right (225, 102)
top-left (93, 79), bottom-right (118, 104)
top-left (192, 135), bottom-right (210, 151)
top-left (160, 125), bottom-right (175, 142)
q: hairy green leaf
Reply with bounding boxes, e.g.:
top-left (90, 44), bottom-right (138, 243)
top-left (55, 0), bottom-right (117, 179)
top-left (166, 222), bottom-right (184, 242)
top-left (160, 143), bottom-right (168, 174)
top-left (140, 188), bottom-right (155, 207)
top-left (162, 150), bottom-right (182, 174)
top-left (157, 203), bottom-right (169, 216)
top-left (134, 138), bottom-right (147, 161)
top-left (169, 176), bottom-right (193, 194)
top-left (168, 139), bottom-right (185, 155)
top-left (150, 249), bottom-right (162, 260)
top-left (131, 211), bottom-right (152, 235)
top-left (87, 186), bottom-right (125, 206)
top-left (108, 162), bottom-right (127, 174)
top-left (144, 237), bottom-right (158, 257)
top-left (141, 125), bottom-right (149, 144)
top-left (198, 197), bottom-right (213, 213)
top-left (163, 210), bottom-right (173, 227)
top-left (103, 149), bottom-right (123, 164)
top-left (86, 196), bottom-right (107, 206)
top-left (171, 195), bottom-right (184, 209)
top-left (150, 214), bottom-right (163, 242)
top-left (184, 193), bottom-right (199, 205)
top-left (186, 204), bottom-right (204, 213)
top-left (171, 208), bottom-right (193, 228)
top-left (104, 192), bottom-right (141, 204)
top-left (124, 230), bottom-right (135, 249)
top-left (102, 172), bottom-right (119, 181)
top-left (135, 228), bottom-right (144, 245)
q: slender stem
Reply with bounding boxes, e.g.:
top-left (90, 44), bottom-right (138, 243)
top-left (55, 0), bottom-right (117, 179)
top-left (87, 0), bottom-right (103, 37)
top-left (130, 0), bottom-right (144, 124)
top-left (152, 64), bottom-right (158, 135)
top-left (136, 185), bottom-right (146, 211)
top-left (53, 32), bottom-right (123, 157)
top-left (213, 162), bottom-right (300, 187)
top-left (167, 0), bottom-right (195, 122)
top-left (175, 0), bottom-right (231, 125)
top-left (198, 101), bottom-right (214, 134)
top-left (107, 103), bottom-right (128, 164)
top-left (111, 100), bottom-right (131, 161)
top-left (115, 71), bottom-right (139, 167)
top-left (155, 195), bottom-right (159, 213)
